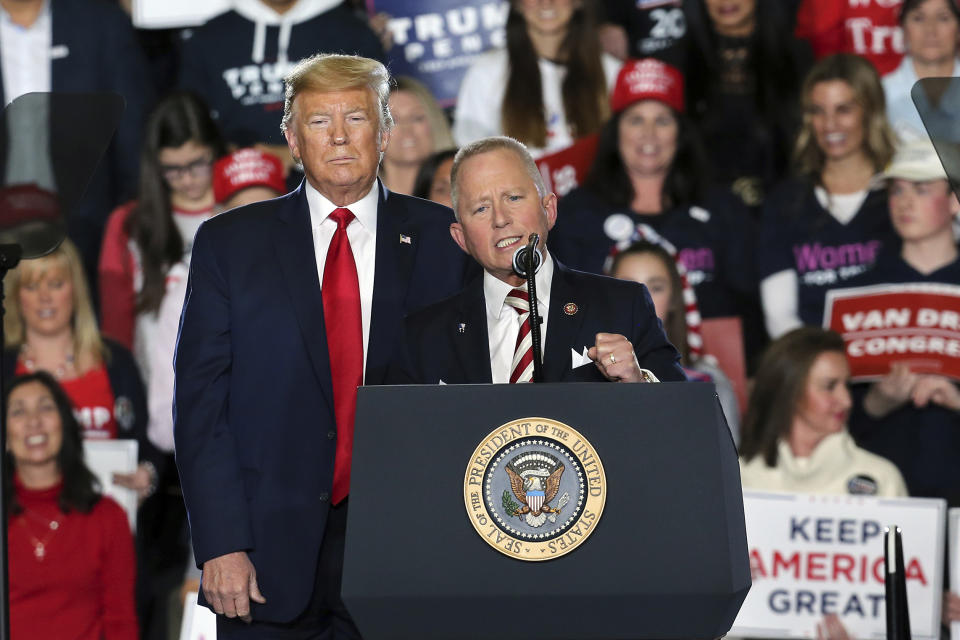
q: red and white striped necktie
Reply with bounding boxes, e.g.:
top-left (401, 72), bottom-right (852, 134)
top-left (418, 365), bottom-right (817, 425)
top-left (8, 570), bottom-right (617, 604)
top-left (505, 287), bottom-right (534, 383)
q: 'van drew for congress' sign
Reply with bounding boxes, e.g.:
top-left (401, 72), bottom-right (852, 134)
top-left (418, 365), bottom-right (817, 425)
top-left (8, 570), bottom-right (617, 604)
top-left (731, 491), bottom-right (945, 639)
top-left (824, 283), bottom-right (960, 381)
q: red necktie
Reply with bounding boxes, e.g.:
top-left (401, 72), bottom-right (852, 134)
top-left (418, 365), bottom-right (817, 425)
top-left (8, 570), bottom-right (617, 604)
top-left (322, 207), bottom-right (363, 504)
top-left (505, 288), bottom-right (534, 384)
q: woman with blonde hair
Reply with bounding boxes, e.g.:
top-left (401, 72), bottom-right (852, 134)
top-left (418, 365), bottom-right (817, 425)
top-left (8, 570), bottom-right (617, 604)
top-left (758, 54), bottom-right (898, 338)
top-left (3, 239), bottom-right (157, 496)
top-left (380, 76), bottom-right (454, 196)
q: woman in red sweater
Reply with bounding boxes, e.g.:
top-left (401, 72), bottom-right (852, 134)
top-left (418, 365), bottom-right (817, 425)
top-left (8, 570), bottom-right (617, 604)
top-left (6, 371), bottom-right (137, 639)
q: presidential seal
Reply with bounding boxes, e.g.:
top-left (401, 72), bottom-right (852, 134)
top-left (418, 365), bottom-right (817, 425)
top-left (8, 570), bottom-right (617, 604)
top-left (463, 417), bottom-right (606, 561)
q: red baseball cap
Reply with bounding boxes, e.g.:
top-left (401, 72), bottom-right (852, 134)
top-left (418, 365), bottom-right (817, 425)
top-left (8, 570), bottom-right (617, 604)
top-left (0, 183), bottom-right (60, 227)
top-left (610, 58), bottom-right (685, 114)
top-left (212, 148), bottom-right (286, 204)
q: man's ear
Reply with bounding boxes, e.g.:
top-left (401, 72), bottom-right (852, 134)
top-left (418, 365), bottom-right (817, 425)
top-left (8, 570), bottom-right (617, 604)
top-left (542, 192), bottom-right (558, 230)
top-left (284, 128), bottom-right (300, 165)
top-left (450, 222), bottom-right (469, 254)
top-left (378, 126), bottom-right (391, 154)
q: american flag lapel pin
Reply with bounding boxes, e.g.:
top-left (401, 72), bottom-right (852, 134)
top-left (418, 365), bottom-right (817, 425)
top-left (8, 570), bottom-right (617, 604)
top-left (399, 233), bottom-right (412, 245)
top-left (457, 323), bottom-right (466, 334)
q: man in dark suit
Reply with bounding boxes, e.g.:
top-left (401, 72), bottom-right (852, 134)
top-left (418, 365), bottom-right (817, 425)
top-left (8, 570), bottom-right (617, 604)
top-left (397, 136), bottom-right (686, 385)
top-left (173, 54), bottom-right (465, 638)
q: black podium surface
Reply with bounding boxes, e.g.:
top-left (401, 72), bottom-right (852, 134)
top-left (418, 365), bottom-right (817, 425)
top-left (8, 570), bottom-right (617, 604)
top-left (342, 382), bottom-right (750, 639)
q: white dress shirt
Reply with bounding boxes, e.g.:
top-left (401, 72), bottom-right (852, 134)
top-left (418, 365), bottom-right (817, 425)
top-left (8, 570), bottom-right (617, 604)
top-left (306, 180), bottom-right (379, 380)
top-left (483, 251), bottom-right (554, 384)
top-left (0, 1), bottom-right (51, 106)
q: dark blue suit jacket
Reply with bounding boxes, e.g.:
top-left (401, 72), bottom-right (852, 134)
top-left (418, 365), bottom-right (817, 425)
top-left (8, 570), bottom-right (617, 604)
top-left (173, 182), bottom-right (466, 622)
top-left (395, 257), bottom-right (687, 384)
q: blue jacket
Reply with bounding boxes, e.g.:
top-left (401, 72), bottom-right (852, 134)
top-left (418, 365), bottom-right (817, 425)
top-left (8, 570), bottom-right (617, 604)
top-left (173, 182), bottom-right (467, 622)
top-left (393, 257), bottom-right (687, 385)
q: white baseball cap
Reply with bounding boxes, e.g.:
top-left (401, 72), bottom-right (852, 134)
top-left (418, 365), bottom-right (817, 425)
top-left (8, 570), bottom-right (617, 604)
top-left (884, 138), bottom-right (949, 182)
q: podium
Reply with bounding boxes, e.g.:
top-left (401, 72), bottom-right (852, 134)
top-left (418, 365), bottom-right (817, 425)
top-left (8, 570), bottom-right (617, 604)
top-left (342, 382), bottom-right (750, 639)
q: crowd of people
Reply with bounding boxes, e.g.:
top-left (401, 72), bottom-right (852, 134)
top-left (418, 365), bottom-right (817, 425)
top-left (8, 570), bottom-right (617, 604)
top-left (2, 0), bottom-right (960, 638)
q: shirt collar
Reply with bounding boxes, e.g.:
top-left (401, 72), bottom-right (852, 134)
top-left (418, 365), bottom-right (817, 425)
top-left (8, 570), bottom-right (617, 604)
top-left (483, 250), bottom-right (554, 321)
top-left (304, 178), bottom-right (379, 234)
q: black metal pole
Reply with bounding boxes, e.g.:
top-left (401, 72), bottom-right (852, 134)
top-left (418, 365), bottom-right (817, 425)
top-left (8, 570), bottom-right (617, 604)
top-left (524, 234), bottom-right (544, 383)
top-left (884, 525), bottom-right (911, 640)
top-left (0, 243), bottom-right (22, 640)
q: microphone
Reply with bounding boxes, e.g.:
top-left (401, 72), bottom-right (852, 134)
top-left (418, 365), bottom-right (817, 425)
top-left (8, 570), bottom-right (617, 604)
top-left (512, 233), bottom-right (542, 277)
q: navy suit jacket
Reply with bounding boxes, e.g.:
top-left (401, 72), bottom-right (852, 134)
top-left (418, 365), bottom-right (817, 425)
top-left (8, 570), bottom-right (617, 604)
top-left (395, 257), bottom-right (686, 384)
top-left (173, 182), bottom-right (466, 622)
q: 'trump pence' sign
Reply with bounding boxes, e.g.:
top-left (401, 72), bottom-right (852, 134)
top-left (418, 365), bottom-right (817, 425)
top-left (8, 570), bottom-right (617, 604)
top-left (371, 0), bottom-right (509, 106)
top-left (731, 491), bottom-right (945, 639)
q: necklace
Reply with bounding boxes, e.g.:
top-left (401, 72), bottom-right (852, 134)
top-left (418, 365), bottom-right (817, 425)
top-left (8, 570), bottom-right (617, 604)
top-left (20, 344), bottom-right (76, 380)
top-left (17, 509), bottom-right (61, 561)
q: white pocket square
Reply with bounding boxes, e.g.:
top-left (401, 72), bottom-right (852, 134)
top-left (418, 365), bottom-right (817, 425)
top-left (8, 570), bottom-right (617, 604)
top-left (438, 379), bottom-right (447, 385)
top-left (570, 347), bottom-right (591, 369)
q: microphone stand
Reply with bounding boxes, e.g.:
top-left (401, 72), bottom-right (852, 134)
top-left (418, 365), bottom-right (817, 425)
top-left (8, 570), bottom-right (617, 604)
top-left (521, 234), bottom-right (544, 383)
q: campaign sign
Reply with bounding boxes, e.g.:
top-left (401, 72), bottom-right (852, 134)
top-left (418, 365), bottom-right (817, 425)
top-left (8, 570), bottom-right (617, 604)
top-left (824, 283), bottom-right (960, 381)
top-left (536, 134), bottom-right (599, 198)
top-left (369, 0), bottom-right (509, 106)
top-left (730, 491), bottom-right (945, 639)
top-left (178, 592), bottom-right (216, 640)
top-left (83, 439), bottom-right (138, 531)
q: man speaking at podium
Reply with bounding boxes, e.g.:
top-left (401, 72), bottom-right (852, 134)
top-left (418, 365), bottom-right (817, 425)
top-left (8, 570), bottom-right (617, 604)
top-left (395, 136), bottom-right (686, 385)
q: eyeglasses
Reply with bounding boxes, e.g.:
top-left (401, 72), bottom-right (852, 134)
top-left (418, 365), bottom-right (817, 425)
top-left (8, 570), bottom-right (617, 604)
top-left (160, 157), bottom-right (213, 181)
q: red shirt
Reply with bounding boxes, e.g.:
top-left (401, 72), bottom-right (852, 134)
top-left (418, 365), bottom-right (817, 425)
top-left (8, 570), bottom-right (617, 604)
top-left (9, 480), bottom-right (137, 640)
top-left (16, 361), bottom-right (119, 439)
top-left (796, 0), bottom-right (905, 75)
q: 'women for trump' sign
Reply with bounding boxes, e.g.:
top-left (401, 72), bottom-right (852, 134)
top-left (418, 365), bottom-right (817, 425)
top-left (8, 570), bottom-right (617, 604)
top-left (824, 283), bottom-right (960, 381)
top-left (731, 491), bottom-right (945, 639)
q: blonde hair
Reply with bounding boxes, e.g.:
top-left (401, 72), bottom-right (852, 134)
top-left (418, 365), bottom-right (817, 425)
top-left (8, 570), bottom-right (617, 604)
top-left (793, 54), bottom-right (896, 180)
top-left (391, 76), bottom-right (454, 152)
top-left (280, 54), bottom-right (394, 136)
top-left (3, 239), bottom-right (107, 371)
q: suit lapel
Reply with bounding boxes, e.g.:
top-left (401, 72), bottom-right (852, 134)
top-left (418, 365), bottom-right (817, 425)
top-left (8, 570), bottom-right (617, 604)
top-left (271, 185), bottom-right (334, 409)
top-left (542, 261), bottom-right (588, 382)
top-left (453, 276), bottom-right (493, 383)
top-left (49, 0), bottom-right (71, 91)
top-left (366, 184), bottom-right (416, 385)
